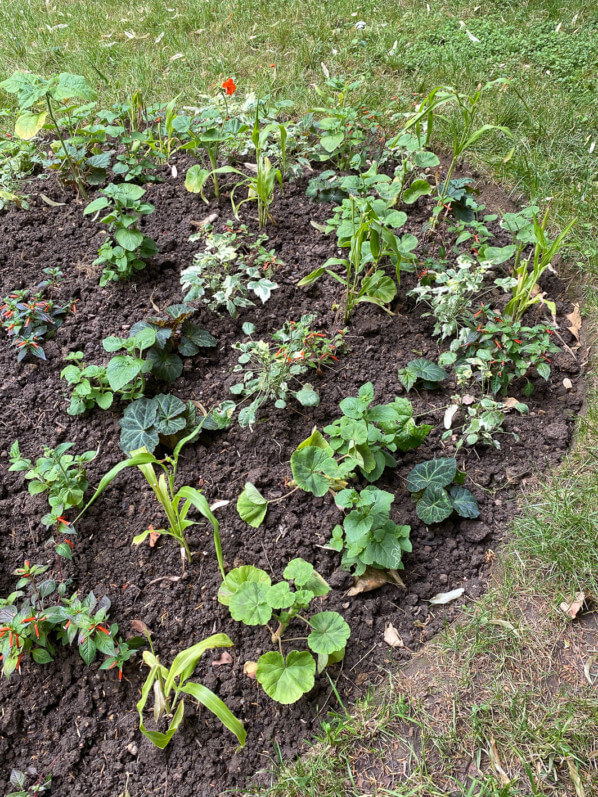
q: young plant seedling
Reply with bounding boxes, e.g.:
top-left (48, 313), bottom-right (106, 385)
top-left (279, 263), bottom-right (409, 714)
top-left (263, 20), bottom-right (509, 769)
top-left (8, 441), bottom-right (97, 559)
top-left (322, 382), bottom-right (432, 482)
top-left (5, 768), bottom-right (52, 797)
top-left (78, 421), bottom-right (227, 574)
top-left (406, 457), bottom-right (479, 524)
top-left (442, 395), bottom-right (528, 450)
top-left (136, 630), bottom-right (245, 749)
top-left (327, 486), bottom-right (411, 575)
top-left (181, 223), bottom-right (280, 318)
top-left (0, 288), bottom-right (76, 362)
top-left (61, 352), bottom-right (114, 414)
top-left (231, 317), bottom-right (344, 427)
top-left (0, 562), bottom-right (141, 679)
top-left (84, 182), bottom-right (158, 286)
top-left (218, 558), bottom-right (350, 704)
top-left (119, 395), bottom-right (233, 455)
top-left (398, 358), bottom-right (448, 392)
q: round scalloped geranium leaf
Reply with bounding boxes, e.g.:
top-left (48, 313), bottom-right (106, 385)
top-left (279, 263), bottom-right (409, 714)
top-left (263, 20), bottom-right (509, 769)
top-left (256, 650), bottom-right (316, 704)
top-left (229, 581), bottom-right (272, 626)
top-left (307, 611), bottom-right (351, 656)
top-left (218, 566), bottom-right (271, 607)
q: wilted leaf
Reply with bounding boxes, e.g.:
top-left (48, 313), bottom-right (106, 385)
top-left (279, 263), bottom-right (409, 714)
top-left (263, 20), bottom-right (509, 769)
top-left (131, 619), bottom-right (152, 636)
top-left (149, 528), bottom-right (161, 547)
top-left (583, 653), bottom-right (598, 686)
top-left (560, 591), bottom-right (585, 619)
top-left (566, 304), bottom-right (582, 346)
top-left (243, 660), bottom-right (258, 679)
top-left (429, 587), bottom-right (465, 605)
top-left (384, 623), bottom-right (404, 648)
top-left (347, 566), bottom-right (405, 595)
top-left (488, 738), bottom-right (510, 786)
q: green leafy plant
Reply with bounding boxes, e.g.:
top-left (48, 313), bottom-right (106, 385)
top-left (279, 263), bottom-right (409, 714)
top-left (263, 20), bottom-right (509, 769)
top-left (128, 303), bottom-right (216, 382)
top-left (119, 394), bottom-right (233, 455)
top-left (398, 358), bottom-right (448, 392)
top-left (450, 308), bottom-right (561, 395)
top-left (218, 558), bottom-right (350, 703)
top-left (5, 768), bottom-right (52, 796)
top-left (327, 487), bottom-right (411, 575)
top-left (80, 423), bottom-right (226, 573)
top-left (181, 224), bottom-right (280, 317)
top-left (299, 194), bottom-right (415, 322)
top-left (322, 382), bottom-right (432, 482)
top-left (500, 205), bottom-right (575, 322)
top-left (136, 630), bottom-right (246, 749)
top-left (231, 317), bottom-right (344, 427)
top-left (406, 458), bottom-right (479, 524)
top-left (0, 562), bottom-right (140, 679)
top-left (61, 352), bottom-right (114, 414)
top-left (102, 326), bottom-right (155, 397)
top-left (0, 70), bottom-right (97, 195)
top-left (442, 395), bottom-right (528, 450)
top-left (8, 441), bottom-right (96, 558)
top-left (0, 288), bottom-right (76, 362)
top-left (84, 182), bottom-right (158, 285)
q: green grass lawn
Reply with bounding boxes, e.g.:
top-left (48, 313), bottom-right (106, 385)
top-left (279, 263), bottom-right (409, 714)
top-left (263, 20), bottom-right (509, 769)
top-left (1, 1), bottom-right (597, 794)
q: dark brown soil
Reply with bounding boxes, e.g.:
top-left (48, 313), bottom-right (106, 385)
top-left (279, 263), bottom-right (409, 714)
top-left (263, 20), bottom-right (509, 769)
top-left (0, 160), bottom-right (583, 797)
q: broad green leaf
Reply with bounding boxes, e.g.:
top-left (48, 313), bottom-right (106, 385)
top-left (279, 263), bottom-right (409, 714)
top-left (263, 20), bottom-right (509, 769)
top-left (256, 650), bottom-right (316, 704)
top-left (449, 486), bottom-right (480, 519)
top-left (218, 565), bottom-right (271, 606)
top-left (119, 399), bottom-right (159, 454)
top-left (406, 458), bottom-right (457, 492)
top-left (153, 393), bottom-right (187, 435)
top-left (106, 355), bottom-right (141, 391)
top-left (237, 482), bottom-right (268, 528)
top-left (362, 271), bottom-right (396, 304)
top-left (266, 581), bottom-right (294, 609)
top-left (15, 111), bottom-right (47, 140)
top-left (294, 385), bottom-right (320, 407)
top-left (115, 227), bottom-right (144, 251)
top-left (55, 72), bottom-right (96, 101)
top-left (364, 523), bottom-right (411, 569)
top-left (398, 358), bottom-right (448, 391)
top-left (402, 178), bottom-right (433, 204)
top-left (283, 557), bottom-right (330, 596)
top-left (147, 347), bottom-right (184, 382)
top-left (307, 611), bottom-right (351, 655)
top-left (290, 446), bottom-right (340, 497)
top-left (229, 581), bottom-right (273, 625)
top-left (320, 131), bottom-right (344, 153)
top-left (185, 165), bottom-right (210, 197)
top-left (415, 484), bottom-right (453, 524)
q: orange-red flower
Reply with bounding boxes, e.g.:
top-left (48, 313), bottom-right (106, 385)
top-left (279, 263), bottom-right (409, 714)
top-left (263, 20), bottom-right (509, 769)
top-left (222, 78), bottom-right (236, 95)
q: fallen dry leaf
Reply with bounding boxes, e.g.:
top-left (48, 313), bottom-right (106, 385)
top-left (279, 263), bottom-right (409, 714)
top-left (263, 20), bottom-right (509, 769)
top-left (243, 661), bottom-right (258, 679)
top-left (149, 530), bottom-right (161, 548)
top-left (212, 651), bottom-right (233, 667)
top-left (384, 622), bottom-right (404, 648)
top-left (131, 619), bottom-right (152, 636)
top-left (583, 653), bottom-right (598, 686)
top-left (563, 377), bottom-right (573, 391)
top-left (444, 404), bottom-right (459, 429)
top-left (429, 587), bottom-right (465, 605)
top-left (566, 304), bottom-right (582, 346)
top-left (462, 394), bottom-right (476, 405)
top-left (488, 738), bottom-right (510, 786)
top-left (503, 397), bottom-right (520, 409)
top-left (347, 566), bottom-right (405, 596)
top-left (560, 591), bottom-right (585, 619)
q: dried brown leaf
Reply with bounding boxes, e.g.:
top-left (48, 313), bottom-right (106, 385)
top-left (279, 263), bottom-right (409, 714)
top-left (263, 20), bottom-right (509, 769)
top-left (560, 591), bottom-right (585, 619)
top-left (243, 661), bottom-right (258, 679)
top-left (212, 651), bottom-right (233, 667)
top-left (384, 623), bottom-right (404, 648)
top-left (567, 304), bottom-right (582, 345)
top-left (347, 566), bottom-right (405, 596)
top-left (131, 619), bottom-right (152, 636)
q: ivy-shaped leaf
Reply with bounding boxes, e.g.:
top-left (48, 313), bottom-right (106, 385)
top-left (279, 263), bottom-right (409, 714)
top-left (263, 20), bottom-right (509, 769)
top-left (449, 486), bottom-right (480, 519)
top-left (415, 484), bottom-right (454, 524)
top-left (406, 458), bottom-right (457, 492)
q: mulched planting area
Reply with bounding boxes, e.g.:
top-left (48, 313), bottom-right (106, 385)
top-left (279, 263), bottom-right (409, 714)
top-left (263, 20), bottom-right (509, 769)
top-left (0, 161), bottom-right (583, 796)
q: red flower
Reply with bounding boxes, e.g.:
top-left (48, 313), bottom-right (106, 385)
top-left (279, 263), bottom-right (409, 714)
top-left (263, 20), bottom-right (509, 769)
top-left (222, 78), bottom-right (236, 96)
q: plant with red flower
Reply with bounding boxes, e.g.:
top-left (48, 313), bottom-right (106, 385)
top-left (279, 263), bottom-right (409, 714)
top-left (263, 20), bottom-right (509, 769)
top-left (222, 78), bottom-right (236, 96)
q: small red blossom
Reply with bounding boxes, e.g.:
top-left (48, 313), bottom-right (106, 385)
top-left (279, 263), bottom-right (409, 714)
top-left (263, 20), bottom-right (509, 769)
top-left (222, 78), bottom-right (236, 96)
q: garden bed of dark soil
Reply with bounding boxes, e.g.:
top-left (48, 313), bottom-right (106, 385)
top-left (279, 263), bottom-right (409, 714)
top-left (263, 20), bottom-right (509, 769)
top-left (0, 161), bottom-right (584, 796)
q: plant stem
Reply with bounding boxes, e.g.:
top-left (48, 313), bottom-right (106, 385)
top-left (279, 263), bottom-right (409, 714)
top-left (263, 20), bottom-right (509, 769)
top-left (44, 95), bottom-right (87, 198)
